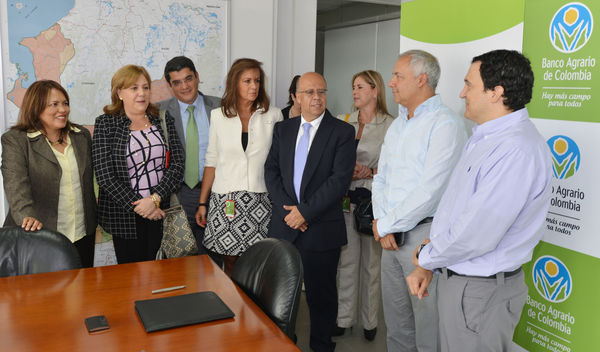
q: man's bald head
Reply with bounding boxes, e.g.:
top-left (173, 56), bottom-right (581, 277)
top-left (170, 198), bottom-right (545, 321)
top-left (296, 72), bottom-right (327, 121)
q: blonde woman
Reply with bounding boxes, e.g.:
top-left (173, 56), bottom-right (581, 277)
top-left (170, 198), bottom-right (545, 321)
top-left (334, 70), bottom-right (393, 341)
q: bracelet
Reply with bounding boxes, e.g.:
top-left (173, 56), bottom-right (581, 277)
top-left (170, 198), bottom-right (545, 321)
top-left (198, 203), bottom-right (208, 207)
top-left (150, 194), bottom-right (160, 208)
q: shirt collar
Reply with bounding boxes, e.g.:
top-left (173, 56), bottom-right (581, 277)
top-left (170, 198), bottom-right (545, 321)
top-left (399, 94), bottom-right (442, 121)
top-left (300, 111), bottom-right (325, 130)
top-left (177, 93), bottom-right (203, 113)
top-left (27, 125), bottom-right (81, 138)
top-left (471, 108), bottom-right (529, 141)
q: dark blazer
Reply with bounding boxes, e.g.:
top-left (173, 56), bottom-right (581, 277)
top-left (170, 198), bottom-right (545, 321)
top-left (92, 112), bottom-right (184, 239)
top-left (1, 124), bottom-right (97, 238)
top-left (158, 91), bottom-right (221, 154)
top-left (264, 111), bottom-right (356, 251)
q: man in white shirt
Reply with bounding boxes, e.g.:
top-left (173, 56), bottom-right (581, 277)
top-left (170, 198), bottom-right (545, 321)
top-left (407, 49), bottom-right (552, 352)
top-left (372, 50), bottom-right (466, 351)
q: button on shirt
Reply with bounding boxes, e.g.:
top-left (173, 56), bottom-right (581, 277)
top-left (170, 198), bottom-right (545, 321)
top-left (418, 108), bottom-right (552, 276)
top-left (178, 94), bottom-right (209, 182)
top-left (372, 95), bottom-right (467, 236)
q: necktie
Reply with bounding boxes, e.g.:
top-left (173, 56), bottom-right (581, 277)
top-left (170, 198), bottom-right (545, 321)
top-left (294, 123), bottom-right (312, 201)
top-left (184, 105), bottom-right (199, 188)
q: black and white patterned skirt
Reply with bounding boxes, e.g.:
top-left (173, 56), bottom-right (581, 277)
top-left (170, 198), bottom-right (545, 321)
top-left (203, 191), bottom-right (272, 256)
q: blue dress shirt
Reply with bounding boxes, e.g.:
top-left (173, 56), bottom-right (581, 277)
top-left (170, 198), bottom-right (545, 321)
top-left (178, 94), bottom-right (210, 183)
top-left (418, 108), bottom-right (552, 276)
top-left (372, 95), bottom-right (467, 236)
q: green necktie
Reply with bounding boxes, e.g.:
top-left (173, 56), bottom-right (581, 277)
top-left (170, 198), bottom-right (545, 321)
top-left (184, 105), bottom-right (199, 188)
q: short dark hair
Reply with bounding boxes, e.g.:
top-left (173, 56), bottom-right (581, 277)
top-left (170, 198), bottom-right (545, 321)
top-left (287, 75), bottom-right (301, 106)
top-left (472, 50), bottom-right (534, 111)
top-left (164, 56), bottom-right (198, 84)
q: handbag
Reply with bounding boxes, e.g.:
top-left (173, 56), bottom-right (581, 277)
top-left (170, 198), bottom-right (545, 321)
top-left (353, 194), bottom-right (374, 236)
top-left (155, 110), bottom-right (198, 259)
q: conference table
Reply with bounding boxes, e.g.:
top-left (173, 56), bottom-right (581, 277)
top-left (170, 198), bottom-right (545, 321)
top-left (0, 255), bottom-right (299, 351)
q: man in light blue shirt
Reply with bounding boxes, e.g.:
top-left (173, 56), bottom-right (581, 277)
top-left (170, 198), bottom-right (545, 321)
top-left (372, 50), bottom-right (466, 352)
top-left (159, 56), bottom-right (220, 254)
top-left (407, 50), bottom-right (552, 352)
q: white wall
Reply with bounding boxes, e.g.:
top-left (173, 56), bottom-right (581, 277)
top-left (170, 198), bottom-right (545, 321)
top-left (275, 0), bottom-right (317, 108)
top-left (229, 0), bottom-right (317, 109)
top-left (323, 19), bottom-right (400, 117)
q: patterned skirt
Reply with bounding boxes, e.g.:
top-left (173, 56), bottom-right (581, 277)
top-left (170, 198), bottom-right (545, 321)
top-left (203, 190), bottom-right (272, 256)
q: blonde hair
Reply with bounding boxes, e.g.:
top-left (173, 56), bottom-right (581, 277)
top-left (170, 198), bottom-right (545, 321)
top-left (351, 70), bottom-right (390, 116)
top-left (103, 65), bottom-right (158, 116)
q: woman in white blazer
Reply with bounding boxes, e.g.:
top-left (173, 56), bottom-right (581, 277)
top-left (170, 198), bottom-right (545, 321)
top-left (196, 58), bottom-right (282, 275)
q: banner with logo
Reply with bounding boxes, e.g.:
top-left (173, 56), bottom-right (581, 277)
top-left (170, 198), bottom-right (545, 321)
top-left (513, 1), bottom-right (600, 351)
top-left (400, 0), bottom-right (599, 351)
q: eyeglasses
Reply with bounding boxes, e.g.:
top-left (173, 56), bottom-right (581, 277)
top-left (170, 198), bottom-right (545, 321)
top-left (297, 89), bottom-right (327, 97)
top-left (171, 75), bottom-right (195, 87)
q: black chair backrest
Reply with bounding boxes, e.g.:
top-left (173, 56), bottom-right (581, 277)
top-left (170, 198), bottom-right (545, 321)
top-left (0, 227), bottom-right (82, 277)
top-left (231, 238), bottom-right (303, 341)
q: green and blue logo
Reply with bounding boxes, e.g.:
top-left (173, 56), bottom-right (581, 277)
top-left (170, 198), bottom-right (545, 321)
top-left (547, 135), bottom-right (580, 179)
top-left (550, 2), bottom-right (593, 53)
top-left (533, 255), bottom-right (573, 303)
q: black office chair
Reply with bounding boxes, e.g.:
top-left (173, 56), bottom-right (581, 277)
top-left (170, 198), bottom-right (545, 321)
top-left (231, 238), bottom-right (303, 342)
top-left (0, 226), bottom-right (82, 277)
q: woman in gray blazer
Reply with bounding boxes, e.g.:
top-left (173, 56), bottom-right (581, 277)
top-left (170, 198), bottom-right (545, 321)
top-left (1, 80), bottom-right (97, 267)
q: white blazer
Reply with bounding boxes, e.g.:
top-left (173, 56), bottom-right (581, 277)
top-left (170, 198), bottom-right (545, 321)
top-left (205, 107), bottom-right (283, 194)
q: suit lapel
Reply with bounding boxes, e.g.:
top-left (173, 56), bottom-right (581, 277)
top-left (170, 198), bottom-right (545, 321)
top-left (70, 129), bottom-right (88, 180)
top-left (285, 118), bottom-right (301, 202)
top-left (300, 113), bottom-right (334, 197)
top-left (29, 134), bottom-right (59, 166)
top-left (169, 97), bottom-right (185, 151)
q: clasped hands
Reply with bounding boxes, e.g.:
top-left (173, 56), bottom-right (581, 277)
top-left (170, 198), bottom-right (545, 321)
top-left (405, 239), bottom-right (433, 300)
top-left (283, 205), bottom-right (308, 232)
top-left (133, 194), bottom-right (165, 221)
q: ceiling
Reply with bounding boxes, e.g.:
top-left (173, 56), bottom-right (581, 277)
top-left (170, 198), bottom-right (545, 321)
top-left (317, 0), bottom-right (402, 31)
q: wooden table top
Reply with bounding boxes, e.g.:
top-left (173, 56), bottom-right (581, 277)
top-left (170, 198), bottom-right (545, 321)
top-left (0, 255), bottom-right (299, 351)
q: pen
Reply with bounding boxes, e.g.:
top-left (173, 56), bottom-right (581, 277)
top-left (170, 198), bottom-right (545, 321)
top-left (151, 285), bottom-right (186, 294)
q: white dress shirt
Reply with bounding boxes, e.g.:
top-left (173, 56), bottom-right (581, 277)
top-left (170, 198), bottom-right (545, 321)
top-left (372, 95), bottom-right (467, 236)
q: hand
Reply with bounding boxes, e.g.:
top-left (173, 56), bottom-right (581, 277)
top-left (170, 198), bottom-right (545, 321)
top-left (133, 197), bottom-right (157, 218)
top-left (412, 238), bottom-right (431, 266)
top-left (147, 207), bottom-right (166, 221)
top-left (21, 217), bottom-right (43, 231)
top-left (406, 266), bottom-right (433, 300)
top-left (195, 205), bottom-right (208, 228)
top-left (373, 219), bottom-right (381, 242)
top-left (353, 162), bottom-right (372, 180)
top-left (283, 205), bottom-right (307, 230)
top-left (299, 222), bottom-right (308, 232)
top-left (380, 233), bottom-right (399, 251)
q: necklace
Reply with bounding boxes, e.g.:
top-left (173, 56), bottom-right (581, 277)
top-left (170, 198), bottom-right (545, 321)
top-left (43, 131), bottom-right (64, 145)
top-left (130, 129), bottom-right (151, 164)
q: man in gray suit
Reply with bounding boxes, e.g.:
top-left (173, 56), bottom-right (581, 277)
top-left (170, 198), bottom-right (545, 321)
top-left (159, 56), bottom-right (221, 255)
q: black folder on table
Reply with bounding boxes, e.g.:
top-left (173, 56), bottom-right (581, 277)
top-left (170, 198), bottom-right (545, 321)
top-left (134, 291), bottom-right (235, 332)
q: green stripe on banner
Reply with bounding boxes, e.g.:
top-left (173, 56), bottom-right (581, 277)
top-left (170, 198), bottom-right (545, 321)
top-left (401, 0), bottom-right (524, 44)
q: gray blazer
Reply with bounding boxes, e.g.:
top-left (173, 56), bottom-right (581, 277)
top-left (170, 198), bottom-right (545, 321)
top-left (158, 91), bottom-right (221, 152)
top-left (1, 124), bottom-right (97, 238)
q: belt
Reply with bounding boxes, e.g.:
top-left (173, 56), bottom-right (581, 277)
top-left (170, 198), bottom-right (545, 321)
top-left (446, 267), bottom-right (522, 280)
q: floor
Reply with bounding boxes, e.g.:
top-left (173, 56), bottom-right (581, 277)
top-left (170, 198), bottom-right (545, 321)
top-left (93, 241), bottom-right (389, 351)
top-left (295, 291), bottom-right (388, 352)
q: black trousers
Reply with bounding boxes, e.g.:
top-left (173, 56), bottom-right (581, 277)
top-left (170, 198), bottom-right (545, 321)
top-left (112, 215), bottom-right (162, 264)
top-left (73, 233), bottom-right (95, 268)
top-left (297, 246), bottom-right (341, 352)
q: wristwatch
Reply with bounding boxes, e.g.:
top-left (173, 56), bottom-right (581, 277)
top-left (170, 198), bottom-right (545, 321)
top-left (416, 243), bottom-right (427, 259)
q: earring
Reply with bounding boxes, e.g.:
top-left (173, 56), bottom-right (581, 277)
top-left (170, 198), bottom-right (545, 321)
top-left (119, 96), bottom-right (122, 100)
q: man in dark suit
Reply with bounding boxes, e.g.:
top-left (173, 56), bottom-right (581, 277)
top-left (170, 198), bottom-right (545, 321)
top-left (265, 72), bottom-right (356, 351)
top-left (158, 56), bottom-right (221, 254)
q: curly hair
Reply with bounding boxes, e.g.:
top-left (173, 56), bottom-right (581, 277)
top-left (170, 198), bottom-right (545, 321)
top-left (472, 50), bottom-right (534, 111)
